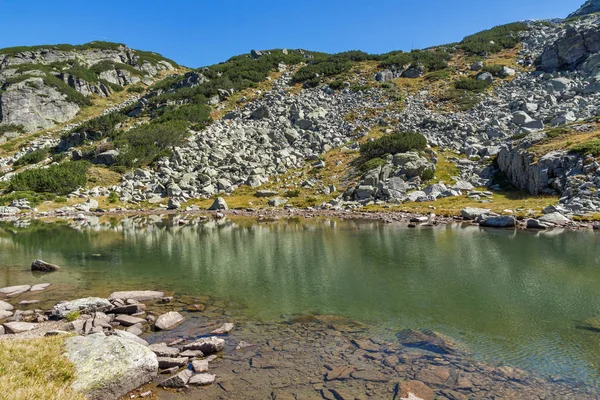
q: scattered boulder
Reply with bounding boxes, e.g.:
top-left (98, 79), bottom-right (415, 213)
top-left (31, 259), bottom-right (61, 272)
top-left (192, 359), bottom-right (209, 373)
top-left (189, 373), bottom-right (216, 386)
top-left (479, 215), bottom-right (517, 228)
top-left (208, 197), bottom-right (228, 211)
top-left (53, 297), bottom-right (112, 318)
top-left (66, 333), bottom-right (158, 400)
top-left (3, 321), bottom-right (37, 334)
top-left (155, 311), bottom-right (185, 330)
top-left (159, 369), bottom-right (193, 388)
top-left (460, 207), bottom-right (491, 220)
top-left (113, 330), bottom-right (149, 346)
top-left (183, 336), bottom-right (225, 355)
top-left (0, 300), bottom-right (14, 311)
top-left (211, 322), bottom-right (235, 335)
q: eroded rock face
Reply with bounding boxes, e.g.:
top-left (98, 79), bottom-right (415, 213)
top-left (0, 77), bottom-right (80, 131)
top-left (568, 0), bottom-right (600, 19)
top-left (66, 333), bottom-right (158, 400)
top-left (537, 20), bottom-right (600, 72)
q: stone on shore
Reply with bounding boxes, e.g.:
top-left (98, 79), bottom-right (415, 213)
top-left (192, 359), bottom-right (209, 373)
top-left (479, 215), bottom-right (516, 228)
top-left (114, 315), bottom-right (147, 327)
top-left (109, 291), bottom-right (165, 301)
top-left (183, 336), bottom-right (225, 355)
top-left (155, 311), bottom-right (185, 330)
top-left (0, 310), bottom-right (13, 319)
top-left (211, 322), bottom-right (235, 334)
top-left (460, 207), bottom-right (491, 220)
top-left (0, 285), bottom-right (31, 297)
top-left (31, 259), bottom-right (61, 272)
top-left (53, 297), bottom-right (112, 318)
top-left (189, 373), bottom-right (216, 386)
top-left (0, 300), bottom-right (14, 311)
top-left (157, 356), bottom-right (188, 369)
top-left (3, 321), bottom-right (37, 334)
top-left (149, 343), bottom-right (181, 357)
top-left (66, 333), bottom-right (158, 400)
top-left (159, 369), bottom-right (193, 388)
top-left (113, 330), bottom-right (149, 346)
top-left (208, 197), bottom-right (228, 211)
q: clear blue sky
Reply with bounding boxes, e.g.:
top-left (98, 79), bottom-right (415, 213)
top-left (0, 0), bottom-right (584, 68)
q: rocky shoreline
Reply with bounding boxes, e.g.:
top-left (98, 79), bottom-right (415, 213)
top-left (0, 283), bottom-right (597, 400)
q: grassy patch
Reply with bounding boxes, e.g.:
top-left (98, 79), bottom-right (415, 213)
top-left (570, 139), bottom-right (600, 157)
top-left (0, 191), bottom-right (57, 207)
top-left (9, 161), bottom-right (91, 195)
top-left (86, 166), bottom-right (122, 188)
top-left (0, 335), bottom-right (84, 400)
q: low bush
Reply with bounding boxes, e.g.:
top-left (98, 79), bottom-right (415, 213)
top-left (284, 189), bottom-right (301, 198)
top-left (422, 168), bottom-right (435, 181)
top-left (360, 157), bottom-right (387, 172)
top-left (570, 140), bottom-right (600, 157)
top-left (0, 191), bottom-right (57, 207)
top-left (0, 124), bottom-right (25, 135)
top-left (459, 23), bottom-right (527, 55)
top-left (13, 148), bottom-right (49, 167)
top-left (454, 78), bottom-right (490, 92)
top-left (292, 59), bottom-right (353, 84)
top-left (482, 64), bottom-right (504, 76)
top-left (360, 132), bottom-right (427, 160)
top-left (379, 49), bottom-right (451, 71)
top-left (126, 86), bottom-right (145, 93)
top-left (9, 161), bottom-right (91, 195)
top-left (545, 126), bottom-right (569, 139)
top-left (329, 80), bottom-right (345, 90)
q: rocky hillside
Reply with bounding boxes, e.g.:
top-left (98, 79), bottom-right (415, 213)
top-left (2, 2), bottom-right (600, 223)
top-left (0, 42), bottom-right (175, 133)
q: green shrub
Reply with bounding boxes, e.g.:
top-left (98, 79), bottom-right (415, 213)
top-left (482, 64), bottom-right (504, 76)
top-left (360, 132), bottom-right (427, 160)
top-left (329, 80), bottom-right (345, 90)
top-left (351, 84), bottom-right (370, 92)
top-left (154, 103), bottom-right (212, 129)
top-left (379, 50), bottom-right (451, 71)
top-left (292, 59), bottom-right (352, 84)
top-left (454, 77), bottom-right (490, 92)
top-left (0, 191), bottom-right (57, 207)
top-left (0, 124), bottom-right (25, 135)
top-left (422, 168), bottom-right (435, 181)
top-left (65, 311), bottom-right (81, 322)
top-left (108, 191), bottom-right (118, 203)
top-left (545, 126), bottom-right (569, 139)
top-left (360, 157), bottom-right (387, 172)
top-left (42, 75), bottom-right (92, 107)
top-left (284, 189), bottom-right (301, 198)
top-left (9, 161), bottom-right (91, 195)
top-left (459, 23), bottom-right (527, 55)
top-left (113, 121), bottom-right (189, 167)
top-left (13, 148), bottom-right (49, 167)
top-left (424, 68), bottom-right (452, 81)
top-left (438, 89), bottom-right (480, 111)
top-left (127, 86), bottom-right (145, 93)
top-left (570, 140), bottom-right (600, 157)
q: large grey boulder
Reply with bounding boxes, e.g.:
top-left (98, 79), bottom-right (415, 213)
top-left (539, 212), bottom-right (571, 226)
top-left (53, 297), bottom-right (112, 318)
top-left (66, 333), bottom-right (158, 400)
top-left (31, 259), bottom-right (61, 272)
top-left (208, 197), bottom-right (228, 210)
top-left (479, 216), bottom-right (517, 228)
top-left (0, 300), bottom-right (14, 311)
top-left (460, 208), bottom-right (491, 220)
top-left (538, 22), bottom-right (600, 72)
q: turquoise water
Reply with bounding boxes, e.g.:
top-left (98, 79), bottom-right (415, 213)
top-left (2, 216), bottom-right (600, 386)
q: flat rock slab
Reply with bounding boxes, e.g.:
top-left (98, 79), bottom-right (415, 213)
top-left (3, 321), bottom-right (37, 333)
top-left (159, 369), bottom-right (192, 388)
top-left (66, 333), bottom-right (158, 400)
top-left (157, 356), bottom-right (188, 369)
top-left (0, 285), bottom-right (30, 297)
top-left (115, 315), bottom-right (147, 327)
top-left (0, 300), bottom-right (14, 311)
top-left (109, 291), bottom-right (164, 301)
top-left (183, 336), bottom-right (225, 355)
top-left (0, 310), bottom-right (13, 319)
top-left (155, 311), bottom-right (185, 330)
top-left (211, 322), bottom-right (234, 335)
top-left (113, 330), bottom-right (149, 346)
top-left (149, 343), bottom-right (180, 357)
top-left (30, 283), bottom-right (51, 292)
top-left (189, 373), bottom-right (216, 386)
top-left (192, 359), bottom-right (209, 373)
top-left (53, 297), bottom-right (112, 318)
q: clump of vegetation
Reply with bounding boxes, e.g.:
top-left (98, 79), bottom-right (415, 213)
top-left (42, 75), bottom-right (92, 107)
top-left (454, 77), bottom-right (490, 92)
top-left (126, 86), bottom-right (145, 93)
top-left (459, 22), bottom-right (527, 55)
top-left (0, 335), bottom-right (84, 400)
top-left (424, 68), bottom-right (452, 82)
top-left (360, 132), bottom-right (427, 160)
top-left (108, 191), bottom-right (118, 203)
top-left (13, 148), bottom-right (49, 167)
top-left (438, 89), bottom-right (481, 111)
top-left (0, 191), bottom-right (57, 207)
top-left (112, 121), bottom-right (189, 168)
top-left (379, 49), bottom-right (451, 71)
top-left (329, 79), bottom-right (345, 90)
top-left (482, 64), bottom-right (504, 76)
top-left (292, 59), bottom-right (353, 84)
top-left (284, 189), bottom-right (301, 198)
top-left (570, 140), bottom-right (600, 157)
top-left (9, 161), bottom-right (91, 195)
top-left (545, 126), bottom-right (569, 139)
top-left (360, 157), bottom-right (387, 172)
top-left (422, 168), bottom-right (435, 181)
top-left (65, 311), bottom-right (81, 322)
top-left (0, 124), bottom-right (25, 135)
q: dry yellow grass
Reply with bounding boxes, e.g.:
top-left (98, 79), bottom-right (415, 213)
top-left (86, 167), bottom-right (122, 188)
top-left (0, 335), bottom-right (84, 400)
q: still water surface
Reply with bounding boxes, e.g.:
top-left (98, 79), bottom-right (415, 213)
top-left (1, 216), bottom-right (600, 385)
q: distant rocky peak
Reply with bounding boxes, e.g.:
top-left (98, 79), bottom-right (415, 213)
top-left (568, 0), bottom-right (600, 18)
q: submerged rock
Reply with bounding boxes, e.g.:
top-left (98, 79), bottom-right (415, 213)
top-left (155, 311), bottom-right (185, 330)
top-left (109, 291), bottom-right (164, 301)
top-left (66, 333), bottom-right (158, 400)
top-left (31, 259), bottom-right (61, 272)
top-left (0, 285), bottom-right (31, 297)
top-left (159, 369), bottom-right (192, 388)
top-left (397, 329), bottom-right (464, 355)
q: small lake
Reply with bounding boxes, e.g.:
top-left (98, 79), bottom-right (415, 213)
top-left (2, 216), bottom-right (600, 387)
